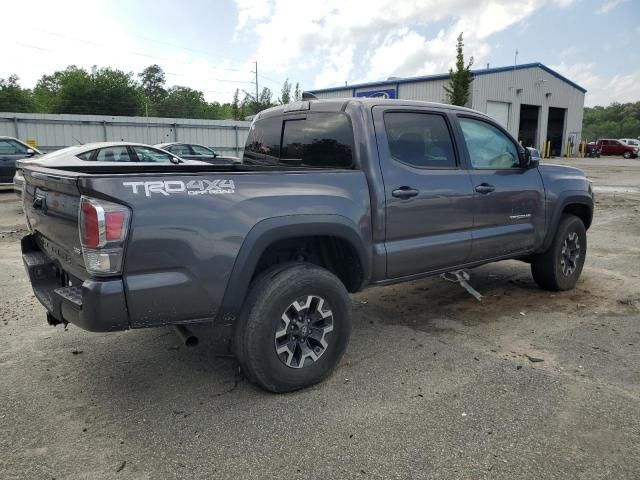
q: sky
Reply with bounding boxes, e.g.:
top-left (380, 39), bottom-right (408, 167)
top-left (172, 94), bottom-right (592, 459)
top-left (1, 0), bottom-right (638, 107)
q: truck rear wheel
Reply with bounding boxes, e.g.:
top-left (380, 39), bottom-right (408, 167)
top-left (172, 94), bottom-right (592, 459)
top-left (531, 214), bottom-right (587, 291)
top-left (235, 263), bottom-right (352, 393)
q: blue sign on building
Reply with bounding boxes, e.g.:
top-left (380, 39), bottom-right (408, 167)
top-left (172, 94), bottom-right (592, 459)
top-left (355, 88), bottom-right (397, 99)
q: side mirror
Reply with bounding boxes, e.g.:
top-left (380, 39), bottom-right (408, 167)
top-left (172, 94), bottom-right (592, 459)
top-left (25, 148), bottom-right (36, 157)
top-left (518, 146), bottom-right (529, 167)
top-left (519, 147), bottom-right (538, 168)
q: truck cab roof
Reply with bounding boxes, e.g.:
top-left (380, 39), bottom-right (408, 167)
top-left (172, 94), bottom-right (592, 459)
top-left (255, 98), bottom-right (486, 120)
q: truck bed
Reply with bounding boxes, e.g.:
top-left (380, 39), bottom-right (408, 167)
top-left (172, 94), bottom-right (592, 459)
top-left (20, 161), bottom-right (372, 330)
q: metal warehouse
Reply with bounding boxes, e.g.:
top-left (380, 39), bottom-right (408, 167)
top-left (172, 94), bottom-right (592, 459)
top-left (310, 62), bottom-right (586, 156)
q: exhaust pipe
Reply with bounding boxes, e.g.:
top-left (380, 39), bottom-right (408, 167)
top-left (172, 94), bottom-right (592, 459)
top-left (172, 324), bottom-right (199, 347)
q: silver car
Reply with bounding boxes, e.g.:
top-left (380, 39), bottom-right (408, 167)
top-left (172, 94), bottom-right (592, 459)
top-left (13, 142), bottom-right (203, 196)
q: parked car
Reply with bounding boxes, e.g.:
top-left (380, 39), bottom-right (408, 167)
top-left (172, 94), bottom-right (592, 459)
top-left (13, 142), bottom-right (204, 196)
top-left (19, 98), bottom-right (594, 392)
top-left (155, 142), bottom-right (241, 164)
top-left (587, 139), bottom-right (638, 158)
top-left (0, 136), bottom-right (41, 191)
top-left (619, 138), bottom-right (640, 149)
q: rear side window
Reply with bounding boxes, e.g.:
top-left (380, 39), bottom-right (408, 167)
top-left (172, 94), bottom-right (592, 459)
top-left (244, 117), bottom-right (282, 165)
top-left (77, 151), bottom-right (93, 160)
top-left (244, 113), bottom-right (354, 168)
top-left (383, 112), bottom-right (456, 168)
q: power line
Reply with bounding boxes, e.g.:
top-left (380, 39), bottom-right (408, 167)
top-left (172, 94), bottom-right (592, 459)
top-left (130, 34), bottom-right (245, 72)
top-left (35, 29), bottom-right (250, 74)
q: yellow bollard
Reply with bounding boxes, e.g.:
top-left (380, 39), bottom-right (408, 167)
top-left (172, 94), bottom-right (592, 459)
top-left (566, 142), bottom-right (570, 158)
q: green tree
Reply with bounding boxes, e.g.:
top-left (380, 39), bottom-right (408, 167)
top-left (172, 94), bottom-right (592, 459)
top-left (0, 75), bottom-right (36, 112)
top-left (294, 82), bottom-right (301, 101)
top-left (91, 67), bottom-right (146, 116)
top-left (242, 87), bottom-right (275, 115)
top-left (582, 102), bottom-right (640, 140)
top-left (138, 64), bottom-right (167, 107)
top-left (33, 66), bottom-right (144, 116)
top-left (157, 86), bottom-right (208, 118)
top-left (280, 78), bottom-right (292, 104)
top-left (232, 88), bottom-right (240, 120)
top-left (443, 33), bottom-right (474, 106)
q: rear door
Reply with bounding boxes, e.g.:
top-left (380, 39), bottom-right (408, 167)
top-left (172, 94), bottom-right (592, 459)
top-left (454, 115), bottom-right (545, 261)
top-left (373, 106), bottom-right (475, 278)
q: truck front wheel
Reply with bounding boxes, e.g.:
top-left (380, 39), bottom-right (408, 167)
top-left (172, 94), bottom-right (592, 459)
top-left (531, 214), bottom-right (587, 291)
top-left (235, 263), bottom-right (352, 393)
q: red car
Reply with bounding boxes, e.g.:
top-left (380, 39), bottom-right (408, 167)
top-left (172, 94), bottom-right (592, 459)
top-left (587, 139), bottom-right (638, 158)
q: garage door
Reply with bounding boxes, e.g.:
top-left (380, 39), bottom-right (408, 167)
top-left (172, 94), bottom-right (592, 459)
top-left (486, 101), bottom-right (510, 129)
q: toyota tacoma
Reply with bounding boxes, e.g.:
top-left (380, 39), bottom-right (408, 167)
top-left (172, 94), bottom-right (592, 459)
top-left (19, 98), bottom-right (594, 392)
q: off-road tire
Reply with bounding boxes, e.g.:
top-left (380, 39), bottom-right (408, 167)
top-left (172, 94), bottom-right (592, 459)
top-left (531, 214), bottom-right (587, 291)
top-left (235, 263), bottom-right (352, 393)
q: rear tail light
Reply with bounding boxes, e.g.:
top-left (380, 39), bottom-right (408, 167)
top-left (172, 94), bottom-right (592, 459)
top-left (79, 196), bottom-right (131, 276)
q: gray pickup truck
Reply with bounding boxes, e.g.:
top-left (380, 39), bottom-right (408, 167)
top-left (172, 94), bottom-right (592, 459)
top-left (20, 98), bottom-right (593, 392)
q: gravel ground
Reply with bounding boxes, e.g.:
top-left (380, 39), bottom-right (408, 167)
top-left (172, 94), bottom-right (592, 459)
top-left (1, 157), bottom-right (639, 479)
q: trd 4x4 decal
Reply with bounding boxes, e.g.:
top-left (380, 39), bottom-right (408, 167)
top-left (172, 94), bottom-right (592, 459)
top-left (123, 179), bottom-right (235, 197)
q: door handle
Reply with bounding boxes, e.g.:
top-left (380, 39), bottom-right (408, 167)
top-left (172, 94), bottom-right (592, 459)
top-left (475, 183), bottom-right (495, 194)
top-left (392, 187), bottom-right (419, 199)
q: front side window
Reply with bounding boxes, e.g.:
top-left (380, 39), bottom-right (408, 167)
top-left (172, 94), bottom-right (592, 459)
top-left (95, 146), bottom-right (132, 162)
top-left (383, 112), bottom-right (456, 168)
top-left (459, 117), bottom-right (520, 169)
top-left (133, 146), bottom-right (174, 163)
top-left (244, 113), bottom-right (354, 168)
top-left (0, 139), bottom-right (28, 155)
top-left (168, 144), bottom-right (191, 156)
top-left (191, 145), bottom-right (214, 156)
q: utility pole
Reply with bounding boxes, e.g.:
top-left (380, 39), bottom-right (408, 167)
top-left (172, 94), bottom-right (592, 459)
top-left (254, 61), bottom-right (259, 113)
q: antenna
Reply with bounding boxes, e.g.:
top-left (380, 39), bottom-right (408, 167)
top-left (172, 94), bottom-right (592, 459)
top-left (72, 135), bottom-right (83, 145)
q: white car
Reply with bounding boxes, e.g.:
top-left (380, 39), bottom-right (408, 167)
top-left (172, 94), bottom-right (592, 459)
top-left (13, 142), bottom-right (204, 196)
top-left (619, 138), bottom-right (640, 148)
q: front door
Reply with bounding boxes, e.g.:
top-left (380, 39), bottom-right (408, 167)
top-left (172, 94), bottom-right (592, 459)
top-left (455, 115), bottom-right (546, 261)
top-left (0, 139), bottom-right (31, 184)
top-left (373, 107), bottom-right (475, 278)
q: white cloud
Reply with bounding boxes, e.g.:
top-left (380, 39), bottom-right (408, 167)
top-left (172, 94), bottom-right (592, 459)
top-left (0, 0), bottom-right (250, 103)
top-left (550, 61), bottom-right (640, 106)
top-left (234, 0), bottom-right (574, 88)
top-left (594, 0), bottom-right (627, 14)
top-left (234, 0), bottom-right (272, 30)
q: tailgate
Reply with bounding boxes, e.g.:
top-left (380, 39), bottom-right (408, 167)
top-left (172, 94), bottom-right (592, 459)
top-left (21, 167), bottom-right (88, 280)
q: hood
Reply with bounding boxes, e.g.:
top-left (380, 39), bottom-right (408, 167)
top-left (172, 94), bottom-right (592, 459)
top-left (538, 163), bottom-right (591, 195)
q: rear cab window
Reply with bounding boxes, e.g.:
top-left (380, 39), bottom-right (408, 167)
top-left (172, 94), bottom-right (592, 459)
top-left (244, 112), bottom-right (354, 168)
